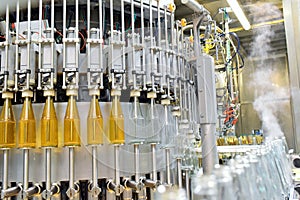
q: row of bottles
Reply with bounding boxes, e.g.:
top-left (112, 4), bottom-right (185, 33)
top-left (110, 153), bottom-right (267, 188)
top-left (0, 90), bottom-right (125, 148)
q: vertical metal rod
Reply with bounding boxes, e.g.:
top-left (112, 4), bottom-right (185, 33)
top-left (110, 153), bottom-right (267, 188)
top-left (26, 0), bottom-right (31, 90)
top-left (115, 145), bottom-right (120, 186)
top-left (177, 159), bottom-right (182, 188)
top-left (14, 0), bottom-right (19, 91)
top-left (110, 0), bottom-right (113, 40)
top-left (87, 0), bottom-right (90, 33)
top-left (37, 0), bottom-right (42, 90)
top-left (157, 0), bottom-right (161, 47)
top-left (50, 0), bottom-right (55, 89)
top-left (166, 149), bottom-right (171, 185)
top-left (131, 0), bottom-right (137, 90)
top-left (75, 0), bottom-right (79, 89)
top-left (151, 144), bottom-right (157, 181)
top-left (164, 105), bottom-right (168, 126)
top-left (110, 0), bottom-right (115, 89)
top-left (185, 170), bottom-right (190, 200)
top-left (87, 0), bottom-right (91, 89)
top-left (69, 147), bottom-right (75, 189)
top-left (149, 0), bottom-right (155, 91)
top-left (92, 146), bottom-right (98, 188)
top-left (62, 0), bottom-right (67, 89)
top-left (23, 149), bottom-right (29, 200)
top-left (134, 144), bottom-right (140, 182)
top-left (3, 150), bottom-right (8, 198)
top-left (141, 0), bottom-right (146, 90)
top-left (157, 0), bottom-right (163, 90)
top-left (99, 0), bottom-right (104, 89)
top-left (46, 148), bottom-right (51, 193)
top-left (121, 0), bottom-right (126, 90)
top-left (4, 4), bottom-right (9, 91)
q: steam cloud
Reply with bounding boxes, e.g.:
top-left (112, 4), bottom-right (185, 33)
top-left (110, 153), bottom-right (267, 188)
top-left (249, 3), bottom-right (288, 139)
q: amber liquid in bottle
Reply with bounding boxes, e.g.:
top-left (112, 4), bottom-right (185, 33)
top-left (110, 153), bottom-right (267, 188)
top-left (87, 96), bottom-right (104, 145)
top-left (0, 98), bottom-right (16, 148)
top-left (18, 97), bottom-right (36, 148)
top-left (41, 96), bottom-right (58, 147)
top-left (109, 96), bottom-right (125, 144)
top-left (64, 95), bottom-right (81, 146)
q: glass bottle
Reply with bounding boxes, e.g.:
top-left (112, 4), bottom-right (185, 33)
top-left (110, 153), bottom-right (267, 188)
top-left (18, 97), bottom-right (36, 148)
top-left (41, 96), bottom-right (58, 147)
top-left (0, 97), bottom-right (16, 148)
top-left (109, 95), bottom-right (125, 144)
top-left (128, 96), bottom-right (145, 144)
top-left (87, 95), bottom-right (103, 145)
top-left (145, 98), bottom-right (161, 144)
top-left (64, 95), bottom-right (81, 146)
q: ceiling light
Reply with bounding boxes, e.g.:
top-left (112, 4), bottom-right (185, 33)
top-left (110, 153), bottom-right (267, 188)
top-left (226, 0), bottom-right (251, 30)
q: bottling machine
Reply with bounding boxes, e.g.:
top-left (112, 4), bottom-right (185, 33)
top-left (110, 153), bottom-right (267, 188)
top-left (0, 0), bottom-right (293, 200)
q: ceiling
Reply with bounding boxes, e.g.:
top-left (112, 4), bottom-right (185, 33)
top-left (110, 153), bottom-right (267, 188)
top-left (174, 0), bottom-right (286, 57)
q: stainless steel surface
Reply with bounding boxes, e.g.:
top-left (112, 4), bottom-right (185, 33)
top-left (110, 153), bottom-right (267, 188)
top-left (69, 147), bottom-right (74, 190)
top-left (134, 144), bottom-right (140, 182)
top-left (283, 0), bottom-right (300, 152)
top-left (184, 170), bottom-right (190, 200)
top-left (92, 146), bottom-right (98, 188)
top-left (46, 149), bottom-right (51, 193)
top-left (151, 144), bottom-right (157, 181)
top-left (165, 149), bottom-right (171, 185)
top-left (2, 149), bottom-right (8, 200)
top-left (177, 158), bottom-right (182, 188)
top-left (23, 149), bottom-right (29, 200)
top-left (200, 124), bottom-right (218, 174)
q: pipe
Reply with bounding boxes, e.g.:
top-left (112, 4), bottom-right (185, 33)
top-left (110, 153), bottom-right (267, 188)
top-left (134, 144), bottom-right (140, 182)
top-left (23, 149), bottom-right (29, 200)
top-left (1, 185), bottom-right (21, 198)
top-left (166, 149), bottom-right (171, 185)
top-left (151, 144), bottom-right (157, 181)
top-left (181, 0), bottom-right (210, 14)
top-left (185, 170), bottom-right (190, 200)
top-left (142, 178), bottom-right (159, 189)
top-left (3, 150), bottom-right (8, 199)
top-left (177, 158), bottom-right (183, 188)
top-left (123, 179), bottom-right (143, 191)
top-left (24, 184), bottom-right (41, 197)
top-left (92, 146), bottom-right (98, 189)
top-left (46, 148), bottom-right (51, 195)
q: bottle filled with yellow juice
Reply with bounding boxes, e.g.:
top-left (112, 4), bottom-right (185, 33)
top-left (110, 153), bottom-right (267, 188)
top-left (0, 94), bottom-right (16, 149)
top-left (41, 96), bottom-right (58, 147)
top-left (64, 95), bottom-right (81, 146)
top-left (87, 95), bottom-right (103, 145)
top-left (18, 97), bottom-right (36, 148)
top-left (109, 95), bottom-right (125, 144)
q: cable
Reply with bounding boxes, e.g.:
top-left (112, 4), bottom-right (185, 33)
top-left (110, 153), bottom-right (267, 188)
top-left (56, 30), bottom-right (63, 37)
top-left (78, 31), bottom-right (86, 51)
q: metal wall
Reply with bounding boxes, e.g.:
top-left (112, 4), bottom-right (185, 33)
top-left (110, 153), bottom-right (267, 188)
top-left (283, 0), bottom-right (300, 153)
top-left (236, 54), bottom-right (295, 150)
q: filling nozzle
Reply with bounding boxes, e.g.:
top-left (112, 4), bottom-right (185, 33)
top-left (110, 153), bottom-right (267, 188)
top-left (106, 179), bottom-right (124, 196)
top-left (42, 183), bottom-right (60, 199)
top-left (141, 178), bottom-right (160, 190)
top-left (1, 184), bottom-right (22, 198)
top-left (23, 183), bottom-right (42, 198)
top-left (66, 181), bottom-right (80, 199)
top-left (123, 178), bottom-right (144, 192)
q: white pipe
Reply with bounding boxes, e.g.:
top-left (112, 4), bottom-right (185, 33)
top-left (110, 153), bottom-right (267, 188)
top-left (181, 0), bottom-right (210, 14)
